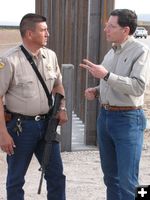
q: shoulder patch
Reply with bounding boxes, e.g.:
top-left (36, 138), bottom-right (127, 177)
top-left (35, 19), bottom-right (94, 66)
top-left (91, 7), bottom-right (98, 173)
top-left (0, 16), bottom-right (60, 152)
top-left (0, 61), bottom-right (5, 69)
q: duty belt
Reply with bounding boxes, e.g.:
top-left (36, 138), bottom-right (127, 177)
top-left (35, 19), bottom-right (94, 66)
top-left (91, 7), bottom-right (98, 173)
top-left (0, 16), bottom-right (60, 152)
top-left (5, 111), bottom-right (49, 121)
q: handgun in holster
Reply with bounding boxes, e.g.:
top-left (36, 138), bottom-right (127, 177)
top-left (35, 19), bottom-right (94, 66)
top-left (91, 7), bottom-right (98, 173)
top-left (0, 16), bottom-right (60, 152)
top-left (4, 107), bottom-right (12, 122)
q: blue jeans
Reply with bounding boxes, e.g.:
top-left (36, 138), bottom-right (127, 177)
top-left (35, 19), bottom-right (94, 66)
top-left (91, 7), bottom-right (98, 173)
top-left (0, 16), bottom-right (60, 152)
top-left (6, 118), bottom-right (66, 200)
top-left (97, 108), bottom-right (146, 200)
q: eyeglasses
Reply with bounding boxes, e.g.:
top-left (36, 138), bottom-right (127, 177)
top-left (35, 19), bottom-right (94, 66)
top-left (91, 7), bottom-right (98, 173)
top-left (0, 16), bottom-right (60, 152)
top-left (105, 23), bottom-right (123, 30)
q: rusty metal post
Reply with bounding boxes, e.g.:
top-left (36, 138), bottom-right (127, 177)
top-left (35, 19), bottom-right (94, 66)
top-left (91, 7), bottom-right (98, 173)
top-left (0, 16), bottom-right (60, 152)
top-left (84, 0), bottom-right (115, 145)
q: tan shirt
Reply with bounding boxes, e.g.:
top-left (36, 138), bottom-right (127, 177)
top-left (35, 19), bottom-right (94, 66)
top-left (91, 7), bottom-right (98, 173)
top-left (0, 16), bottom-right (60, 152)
top-left (0, 45), bottom-right (62, 115)
top-left (99, 36), bottom-right (150, 106)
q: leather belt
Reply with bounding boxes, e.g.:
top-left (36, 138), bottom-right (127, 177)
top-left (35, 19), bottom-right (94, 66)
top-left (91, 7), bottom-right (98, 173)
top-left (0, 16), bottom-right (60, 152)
top-left (101, 104), bottom-right (142, 111)
top-left (7, 111), bottom-right (49, 121)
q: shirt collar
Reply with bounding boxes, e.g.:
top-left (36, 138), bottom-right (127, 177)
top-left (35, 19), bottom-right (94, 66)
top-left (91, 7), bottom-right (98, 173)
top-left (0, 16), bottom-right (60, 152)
top-left (21, 44), bottom-right (46, 59)
top-left (112, 36), bottom-right (133, 52)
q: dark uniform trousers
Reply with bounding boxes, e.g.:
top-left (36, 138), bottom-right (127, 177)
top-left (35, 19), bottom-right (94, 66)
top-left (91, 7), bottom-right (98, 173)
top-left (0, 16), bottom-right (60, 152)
top-left (6, 117), bottom-right (66, 200)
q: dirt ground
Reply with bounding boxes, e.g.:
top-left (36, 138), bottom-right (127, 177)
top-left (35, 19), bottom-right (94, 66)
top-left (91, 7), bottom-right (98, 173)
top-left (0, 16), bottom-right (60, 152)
top-left (0, 29), bottom-right (150, 200)
top-left (0, 133), bottom-right (150, 200)
top-left (0, 28), bottom-right (21, 55)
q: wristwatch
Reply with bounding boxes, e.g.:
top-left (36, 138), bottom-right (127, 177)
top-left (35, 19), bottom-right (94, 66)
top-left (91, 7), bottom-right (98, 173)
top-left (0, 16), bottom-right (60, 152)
top-left (103, 72), bottom-right (110, 81)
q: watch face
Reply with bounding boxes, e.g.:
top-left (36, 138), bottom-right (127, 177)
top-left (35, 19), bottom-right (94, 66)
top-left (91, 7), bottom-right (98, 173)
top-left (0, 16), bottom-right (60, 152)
top-left (104, 72), bottom-right (110, 81)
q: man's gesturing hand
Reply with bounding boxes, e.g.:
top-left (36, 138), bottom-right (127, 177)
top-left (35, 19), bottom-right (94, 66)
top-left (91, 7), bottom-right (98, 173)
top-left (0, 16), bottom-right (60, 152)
top-left (80, 59), bottom-right (108, 79)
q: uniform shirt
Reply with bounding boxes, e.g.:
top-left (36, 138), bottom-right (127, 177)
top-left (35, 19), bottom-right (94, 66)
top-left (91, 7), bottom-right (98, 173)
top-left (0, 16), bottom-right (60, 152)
top-left (99, 36), bottom-right (150, 106)
top-left (0, 45), bottom-right (62, 115)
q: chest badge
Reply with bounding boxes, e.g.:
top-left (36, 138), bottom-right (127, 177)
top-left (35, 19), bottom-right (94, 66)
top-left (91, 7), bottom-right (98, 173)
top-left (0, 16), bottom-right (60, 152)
top-left (46, 64), bottom-right (52, 71)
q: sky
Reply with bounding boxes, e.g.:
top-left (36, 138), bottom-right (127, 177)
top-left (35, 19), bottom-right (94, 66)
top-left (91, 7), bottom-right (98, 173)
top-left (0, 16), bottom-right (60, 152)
top-left (0, 0), bottom-right (35, 25)
top-left (115, 0), bottom-right (150, 14)
top-left (0, 0), bottom-right (149, 25)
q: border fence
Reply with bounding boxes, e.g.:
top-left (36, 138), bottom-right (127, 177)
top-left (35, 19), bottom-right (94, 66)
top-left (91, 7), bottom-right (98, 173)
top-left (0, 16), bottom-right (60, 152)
top-left (36, 0), bottom-right (115, 148)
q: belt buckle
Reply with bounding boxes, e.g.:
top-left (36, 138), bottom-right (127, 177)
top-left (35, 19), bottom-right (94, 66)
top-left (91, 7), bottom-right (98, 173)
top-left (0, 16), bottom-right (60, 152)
top-left (103, 104), bottom-right (109, 110)
top-left (35, 115), bottom-right (41, 121)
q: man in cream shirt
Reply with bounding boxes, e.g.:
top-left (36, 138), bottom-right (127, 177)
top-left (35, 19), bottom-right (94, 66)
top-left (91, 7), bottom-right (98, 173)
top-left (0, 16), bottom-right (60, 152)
top-left (80, 9), bottom-right (150, 200)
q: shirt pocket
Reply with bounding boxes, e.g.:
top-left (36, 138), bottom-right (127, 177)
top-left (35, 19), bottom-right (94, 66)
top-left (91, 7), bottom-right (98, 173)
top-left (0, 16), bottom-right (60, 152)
top-left (44, 71), bottom-right (57, 92)
top-left (44, 70), bottom-right (57, 80)
top-left (15, 75), bottom-right (36, 98)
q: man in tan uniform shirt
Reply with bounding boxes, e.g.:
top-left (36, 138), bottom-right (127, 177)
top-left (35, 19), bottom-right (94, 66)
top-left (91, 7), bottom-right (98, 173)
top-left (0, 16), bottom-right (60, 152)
top-left (0, 13), bottom-right (67, 200)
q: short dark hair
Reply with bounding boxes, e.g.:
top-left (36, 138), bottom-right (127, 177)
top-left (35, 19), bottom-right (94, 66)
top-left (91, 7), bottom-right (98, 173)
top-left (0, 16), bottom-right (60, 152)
top-left (110, 9), bottom-right (137, 35)
top-left (19, 13), bottom-right (47, 37)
